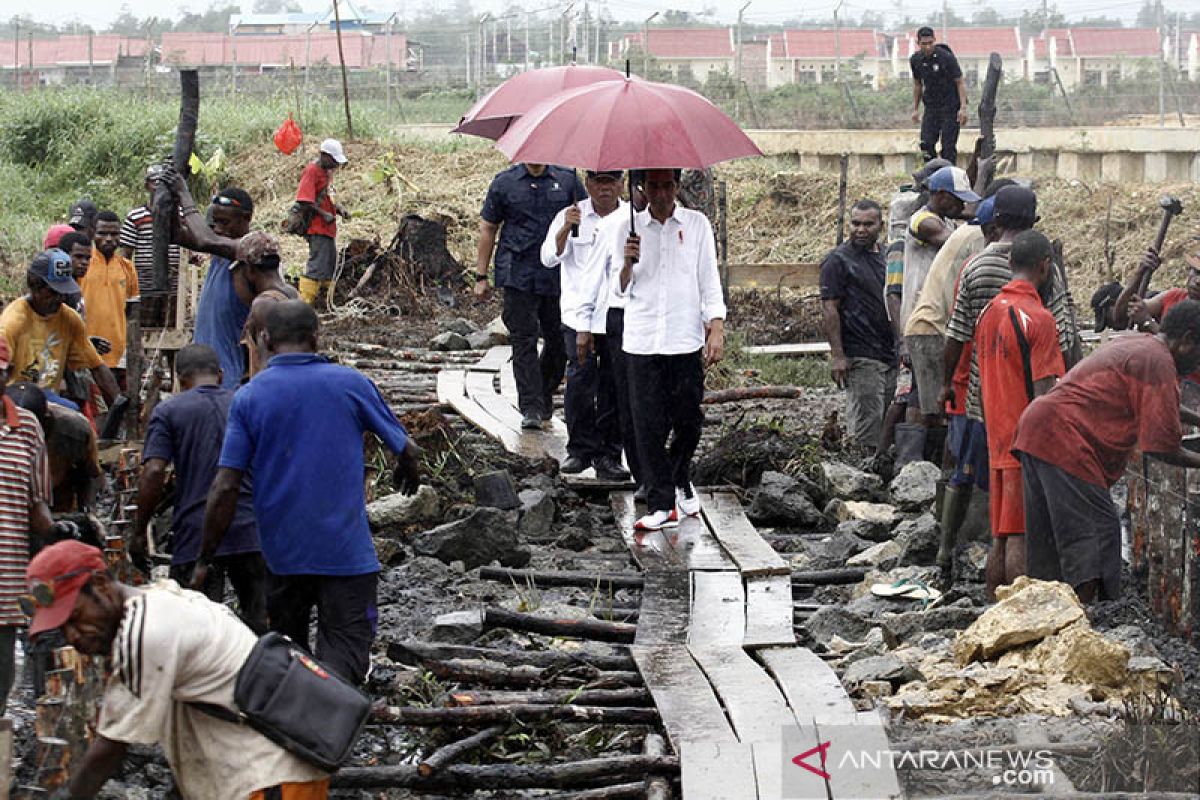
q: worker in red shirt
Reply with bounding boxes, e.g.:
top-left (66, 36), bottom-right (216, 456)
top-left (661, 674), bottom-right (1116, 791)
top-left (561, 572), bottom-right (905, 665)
top-left (296, 139), bottom-right (351, 308)
top-left (1013, 299), bottom-right (1200, 602)
top-left (1110, 243), bottom-right (1200, 334)
top-left (974, 231), bottom-right (1066, 599)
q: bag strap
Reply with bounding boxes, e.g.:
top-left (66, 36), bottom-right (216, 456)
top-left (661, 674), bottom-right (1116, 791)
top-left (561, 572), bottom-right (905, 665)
top-left (1007, 306), bottom-right (1037, 402)
top-left (188, 700), bottom-right (248, 726)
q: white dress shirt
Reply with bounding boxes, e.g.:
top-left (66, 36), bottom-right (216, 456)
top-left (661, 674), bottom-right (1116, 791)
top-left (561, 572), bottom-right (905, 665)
top-left (540, 198), bottom-right (626, 333)
top-left (577, 207), bottom-right (633, 334)
top-left (612, 205), bottom-right (726, 356)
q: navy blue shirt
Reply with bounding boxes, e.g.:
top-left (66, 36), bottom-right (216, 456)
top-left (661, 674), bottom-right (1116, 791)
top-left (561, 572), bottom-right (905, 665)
top-left (820, 241), bottom-right (896, 366)
top-left (219, 353), bottom-right (409, 576)
top-left (193, 256), bottom-right (249, 390)
top-left (910, 46), bottom-right (963, 110)
top-left (481, 164), bottom-right (585, 296)
top-left (142, 385), bottom-right (259, 565)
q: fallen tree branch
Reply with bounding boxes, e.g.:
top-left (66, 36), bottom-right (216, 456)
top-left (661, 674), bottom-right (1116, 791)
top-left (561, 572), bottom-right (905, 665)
top-left (419, 657), bottom-right (641, 689)
top-left (483, 608), bottom-right (637, 644)
top-left (791, 567), bottom-right (868, 585)
top-left (643, 733), bottom-right (671, 800)
top-left (386, 641), bottom-right (635, 672)
top-left (375, 704), bottom-right (659, 727)
top-left (330, 754), bottom-right (679, 790)
top-left (478, 566), bottom-right (644, 591)
top-left (450, 688), bottom-right (651, 707)
top-left (539, 783), bottom-right (645, 800)
top-left (703, 385), bottom-right (802, 404)
top-left (418, 725), bottom-right (505, 777)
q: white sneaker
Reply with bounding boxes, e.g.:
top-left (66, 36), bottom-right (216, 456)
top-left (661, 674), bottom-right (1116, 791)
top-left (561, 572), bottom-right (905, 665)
top-left (634, 508), bottom-right (679, 531)
top-left (676, 483), bottom-right (701, 517)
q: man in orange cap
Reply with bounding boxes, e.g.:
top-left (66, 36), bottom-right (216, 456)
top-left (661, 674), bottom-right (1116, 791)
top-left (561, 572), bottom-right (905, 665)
top-left (23, 540), bottom-right (329, 799)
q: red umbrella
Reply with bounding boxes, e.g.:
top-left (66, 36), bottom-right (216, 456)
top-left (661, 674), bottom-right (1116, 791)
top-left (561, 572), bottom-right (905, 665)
top-left (452, 65), bottom-right (625, 140)
top-left (494, 77), bottom-right (762, 171)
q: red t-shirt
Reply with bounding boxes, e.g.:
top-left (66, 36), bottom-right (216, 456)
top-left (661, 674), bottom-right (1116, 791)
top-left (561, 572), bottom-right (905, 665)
top-left (296, 162), bottom-right (336, 237)
top-left (976, 279), bottom-right (1066, 469)
top-left (947, 341), bottom-right (971, 416)
top-left (1013, 333), bottom-right (1183, 487)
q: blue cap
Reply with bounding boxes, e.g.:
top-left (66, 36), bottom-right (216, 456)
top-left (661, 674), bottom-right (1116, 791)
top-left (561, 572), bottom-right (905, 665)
top-left (926, 166), bottom-right (981, 203)
top-left (28, 249), bottom-right (81, 296)
top-left (968, 196), bottom-right (996, 226)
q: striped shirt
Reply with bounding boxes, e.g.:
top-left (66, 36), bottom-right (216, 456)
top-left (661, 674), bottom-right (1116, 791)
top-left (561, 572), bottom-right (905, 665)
top-left (120, 206), bottom-right (180, 293)
top-left (947, 242), bottom-right (1076, 421)
top-left (0, 395), bottom-right (50, 626)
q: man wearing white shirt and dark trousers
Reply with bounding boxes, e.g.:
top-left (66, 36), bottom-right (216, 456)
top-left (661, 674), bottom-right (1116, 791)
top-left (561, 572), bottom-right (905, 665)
top-left (618, 170), bottom-right (726, 531)
top-left (541, 170), bottom-right (630, 480)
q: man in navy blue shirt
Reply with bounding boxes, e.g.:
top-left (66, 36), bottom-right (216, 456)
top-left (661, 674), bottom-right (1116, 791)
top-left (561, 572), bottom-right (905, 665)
top-left (197, 301), bottom-right (422, 684)
top-left (133, 344), bottom-right (266, 633)
top-left (910, 26), bottom-right (969, 163)
top-left (474, 163), bottom-right (586, 429)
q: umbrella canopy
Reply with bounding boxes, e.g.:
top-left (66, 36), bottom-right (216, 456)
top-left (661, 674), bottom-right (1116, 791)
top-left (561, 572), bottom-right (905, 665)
top-left (495, 77), bottom-right (762, 171)
top-left (452, 65), bottom-right (625, 140)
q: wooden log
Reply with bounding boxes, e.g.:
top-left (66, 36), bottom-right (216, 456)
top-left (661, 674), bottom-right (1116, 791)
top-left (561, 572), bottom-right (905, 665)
top-left (479, 566), bottom-right (644, 591)
top-left (420, 657), bottom-right (642, 689)
top-left (643, 733), bottom-right (671, 800)
top-left (330, 754), bottom-right (679, 790)
top-left (702, 385), bottom-right (802, 404)
top-left (791, 567), bottom-right (868, 585)
top-left (536, 783), bottom-right (645, 800)
top-left (375, 703), bottom-right (659, 727)
top-left (386, 640), bottom-right (635, 672)
top-left (450, 688), bottom-right (652, 707)
top-left (152, 69), bottom-right (198, 294)
top-left (483, 607), bottom-right (637, 644)
top-left (418, 725), bottom-right (504, 777)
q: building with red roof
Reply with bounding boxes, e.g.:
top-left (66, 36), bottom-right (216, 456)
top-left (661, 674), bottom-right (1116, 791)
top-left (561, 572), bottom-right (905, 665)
top-left (0, 35), bottom-right (148, 85)
top-left (613, 27), bottom-right (736, 83)
top-left (766, 29), bottom-right (887, 88)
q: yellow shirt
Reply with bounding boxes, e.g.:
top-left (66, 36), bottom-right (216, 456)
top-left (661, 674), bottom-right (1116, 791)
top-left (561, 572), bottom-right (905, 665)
top-left (904, 224), bottom-right (987, 338)
top-left (80, 248), bottom-right (139, 368)
top-left (0, 298), bottom-right (103, 390)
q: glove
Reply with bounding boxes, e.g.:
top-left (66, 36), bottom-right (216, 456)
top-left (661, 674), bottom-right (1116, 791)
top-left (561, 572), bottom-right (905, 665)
top-left (392, 443), bottom-right (424, 496)
top-left (89, 336), bottom-right (112, 356)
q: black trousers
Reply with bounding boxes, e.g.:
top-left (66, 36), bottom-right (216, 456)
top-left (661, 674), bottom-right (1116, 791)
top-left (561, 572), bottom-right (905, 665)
top-left (561, 325), bottom-right (621, 463)
top-left (266, 571), bottom-right (379, 685)
top-left (171, 551), bottom-right (270, 635)
top-left (920, 105), bottom-right (961, 163)
top-left (605, 309), bottom-right (642, 485)
top-left (503, 288), bottom-right (567, 418)
top-left (627, 350), bottom-right (705, 513)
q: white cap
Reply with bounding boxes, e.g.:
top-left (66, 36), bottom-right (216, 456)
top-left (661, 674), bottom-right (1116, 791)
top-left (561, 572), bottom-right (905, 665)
top-left (319, 138), bottom-right (348, 164)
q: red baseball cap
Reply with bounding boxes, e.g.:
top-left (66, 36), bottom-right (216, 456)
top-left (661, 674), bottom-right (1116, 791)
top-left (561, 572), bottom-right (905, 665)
top-left (23, 541), bottom-right (107, 636)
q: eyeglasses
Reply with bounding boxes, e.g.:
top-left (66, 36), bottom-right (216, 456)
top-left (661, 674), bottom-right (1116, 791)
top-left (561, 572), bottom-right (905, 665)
top-left (17, 567), bottom-right (98, 618)
top-left (211, 194), bottom-right (244, 208)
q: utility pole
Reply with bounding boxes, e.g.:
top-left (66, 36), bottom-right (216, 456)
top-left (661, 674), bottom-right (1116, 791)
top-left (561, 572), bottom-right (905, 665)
top-left (563, 3), bottom-right (576, 64)
top-left (1158, 0), bottom-right (1165, 127)
top-left (941, 0), bottom-right (948, 42)
top-left (332, 0), bottom-right (354, 137)
top-left (834, 0), bottom-right (843, 84)
top-left (524, 12), bottom-right (530, 70)
top-left (735, 2), bottom-right (749, 118)
top-left (1041, 0), bottom-right (1048, 34)
top-left (643, 11), bottom-right (659, 77)
top-left (385, 12), bottom-right (397, 120)
top-left (305, 20), bottom-right (317, 106)
top-left (464, 33), bottom-right (471, 87)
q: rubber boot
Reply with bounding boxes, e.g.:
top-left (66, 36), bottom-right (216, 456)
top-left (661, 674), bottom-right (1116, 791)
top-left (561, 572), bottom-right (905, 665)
top-left (923, 424), bottom-right (948, 467)
top-left (937, 483), bottom-right (973, 586)
top-left (299, 277), bottom-right (320, 306)
top-left (319, 280), bottom-right (333, 306)
top-left (893, 423), bottom-right (926, 471)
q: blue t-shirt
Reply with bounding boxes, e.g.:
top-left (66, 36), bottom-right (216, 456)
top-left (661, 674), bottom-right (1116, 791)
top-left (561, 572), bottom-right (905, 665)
top-left (193, 256), bottom-right (249, 390)
top-left (481, 164), bottom-right (585, 296)
top-left (218, 353), bottom-right (409, 576)
top-left (142, 385), bottom-right (260, 565)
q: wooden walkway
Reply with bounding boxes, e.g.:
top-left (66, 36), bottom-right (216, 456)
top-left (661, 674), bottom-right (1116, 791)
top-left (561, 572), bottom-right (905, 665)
top-left (446, 346), bottom-right (900, 800)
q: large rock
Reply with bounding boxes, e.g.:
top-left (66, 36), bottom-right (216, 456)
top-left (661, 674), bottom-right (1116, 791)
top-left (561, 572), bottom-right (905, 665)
top-left (412, 507), bottom-right (531, 570)
top-left (821, 462), bottom-right (883, 501)
top-left (886, 606), bottom-right (982, 644)
top-left (431, 609), bottom-right (484, 643)
top-left (518, 489), bottom-right (556, 537)
top-left (835, 517), bottom-right (893, 544)
top-left (894, 514), bottom-right (940, 566)
top-left (846, 538), bottom-right (902, 570)
top-left (367, 485), bottom-right (441, 533)
top-left (829, 500), bottom-right (899, 526)
top-left (1018, 620), bottom-right (1130, 688)
top-left (953, 577), bottom-right (1085, 665)
top-left (438, 317), bottom-right (478, 336)
top-left (429, 331), bottom-right (472, 351)
top-left (747, 471), bottom-right (826, 528)
top-left (802, 607), bottom-right (881, 647)
top-left (844, 654), bottom-right (919, 688)
top-left (474, 470), bottom-right (521, 510)
top-left (889, 461), bottom-right (940, 510)
top-left (467, 329), bottom-right (507, 350)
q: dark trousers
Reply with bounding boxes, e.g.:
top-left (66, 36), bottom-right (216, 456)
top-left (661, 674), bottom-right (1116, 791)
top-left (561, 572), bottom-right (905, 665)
top-left (171, 551), bottom-right (270, 635)
top-left (605, 309), bottom-right (642, 485)
top-left (0, 626), bottom-right (16, 715)
top-left (503, 288), bottom-right (567, 418)
top-left (627, 350), bottom-right (705, 513)
top-left (920, 106), bottom-right (961, 163)
top-left (561, 325), bottom-right (621, 463)
top-left (266, 571), bottom-right (379, 685)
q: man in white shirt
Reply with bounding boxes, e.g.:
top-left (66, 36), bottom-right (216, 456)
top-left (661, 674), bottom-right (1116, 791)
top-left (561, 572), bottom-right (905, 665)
top-left (616, 169), bottom-right (726, 531)
top-left (24, 540), bottom-right (328, 800)
top-left (541, 171), bottom-right (630, 481)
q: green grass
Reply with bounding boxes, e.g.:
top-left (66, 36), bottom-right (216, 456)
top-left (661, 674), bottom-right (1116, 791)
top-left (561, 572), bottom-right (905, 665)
top-left (715, 333), bottom-right (833, 390)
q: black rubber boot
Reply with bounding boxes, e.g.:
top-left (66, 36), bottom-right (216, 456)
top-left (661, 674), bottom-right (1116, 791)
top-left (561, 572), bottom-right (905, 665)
top-left (937, 483), bottom-right (973, 587)
top-left (894, 423), bottom-right (927, 471)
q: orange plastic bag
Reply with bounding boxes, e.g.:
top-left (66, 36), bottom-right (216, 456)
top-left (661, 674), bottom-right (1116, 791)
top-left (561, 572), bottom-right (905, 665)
top-left (273, 114), bottom-right (303, 155)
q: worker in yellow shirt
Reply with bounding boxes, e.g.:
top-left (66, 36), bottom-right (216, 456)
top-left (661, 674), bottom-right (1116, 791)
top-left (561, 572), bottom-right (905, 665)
top-left (80, 210), bottom-right (139, 377)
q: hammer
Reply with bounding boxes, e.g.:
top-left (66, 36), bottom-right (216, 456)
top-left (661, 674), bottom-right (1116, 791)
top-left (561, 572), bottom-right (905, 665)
top-left (1137, 195), bottom-right (1184, 297)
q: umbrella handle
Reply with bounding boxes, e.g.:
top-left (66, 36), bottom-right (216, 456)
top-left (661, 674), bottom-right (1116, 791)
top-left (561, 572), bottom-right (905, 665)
top-left (628, 171), bottom-right (638, 261)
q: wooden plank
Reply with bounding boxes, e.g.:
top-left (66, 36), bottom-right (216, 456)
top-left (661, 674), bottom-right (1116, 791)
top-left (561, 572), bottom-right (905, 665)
top-left (678, 742), bottom-right (758, 800)
top-left (464, 371), bottom-right (565, 462)
top-left (687, 572), bottom-right (745, 648)
top-left (630, 645), bottom-right (738, 749)
top-left (636, 570), bottom-right (690, 646)
top-left (824, 711), bottom-right (903, 800)
top-left (674, 512), bottom-right (738, 571)
top-left (727, 262), bottom-right (820, 289)
top-left (437, 371), bottom-right (526, 453)
top-left (702, 492), bottom-right (789, 577)
top-left (689, 644), bottom-right (795, 744)
top-left (0, 718), bottom-right (11, 800)
top-left (499, 361), bottom-right (518, 403)
top-left (744, 574), bottom-right (796, 648)
top-left (436, 368), bottom-right (467, 405)
top-left (753, 733), bottom-right (830, 800)
top-left (612, 492), bottom-right (684, 571)
top-left (470, 345), bottom-right (512, 372)
top-left (757, 646), bottom-right (857, 726)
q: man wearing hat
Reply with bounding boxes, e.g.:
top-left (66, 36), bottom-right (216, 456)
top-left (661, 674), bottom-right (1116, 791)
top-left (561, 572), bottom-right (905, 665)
top-left (296, 138), bottom-right (351, 307)
top-left (120, 164), bottom-right (183, 325)
top-left (68, 199), bottom-right (99, 241)
top-left (883, 158), bottom-right (951, 337)
top-left (540, 170), bottom-right (630, 480)
top-left (22, 540), bottom-right (329, 798)
top-left (0, 250), bottom-right (121, 410)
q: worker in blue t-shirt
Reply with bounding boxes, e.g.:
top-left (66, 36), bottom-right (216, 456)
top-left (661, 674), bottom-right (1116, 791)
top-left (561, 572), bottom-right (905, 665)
top-left (196, 300), bottom-right (423, 685)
